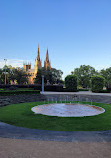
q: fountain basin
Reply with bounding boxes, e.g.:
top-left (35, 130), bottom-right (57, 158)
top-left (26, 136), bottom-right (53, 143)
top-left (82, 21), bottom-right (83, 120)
top-left (31, 103), bottom-right (105, 117)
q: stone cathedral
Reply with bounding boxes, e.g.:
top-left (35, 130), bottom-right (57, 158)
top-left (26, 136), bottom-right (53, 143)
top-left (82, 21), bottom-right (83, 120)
top-left (23, 45), bottom-right (51, 84)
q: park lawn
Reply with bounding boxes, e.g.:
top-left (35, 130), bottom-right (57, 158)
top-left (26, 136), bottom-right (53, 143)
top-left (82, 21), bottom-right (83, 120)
top-left (0, 101), bottom-right (111, 131)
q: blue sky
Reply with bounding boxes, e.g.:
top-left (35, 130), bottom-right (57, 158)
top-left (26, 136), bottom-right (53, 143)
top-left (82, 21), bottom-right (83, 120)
top-left (0, 0), bottom-right (111, 78)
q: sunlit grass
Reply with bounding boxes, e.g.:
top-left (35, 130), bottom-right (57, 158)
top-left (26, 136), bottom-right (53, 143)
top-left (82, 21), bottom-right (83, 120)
top-left (0, 101), bottom-right (111, 131)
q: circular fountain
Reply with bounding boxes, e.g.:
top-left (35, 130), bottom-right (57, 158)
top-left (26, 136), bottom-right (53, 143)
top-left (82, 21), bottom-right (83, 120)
top-left (31, 103), bottom-right (105, 117)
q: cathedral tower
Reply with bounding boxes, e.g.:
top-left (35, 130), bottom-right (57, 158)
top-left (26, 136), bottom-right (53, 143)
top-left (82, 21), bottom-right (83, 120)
top-left (34, 45), bottom-right (42, 75)
top-left (44, 48), bottom-right (51, 69)
top-left (23, 63), bottom-right (31, 71)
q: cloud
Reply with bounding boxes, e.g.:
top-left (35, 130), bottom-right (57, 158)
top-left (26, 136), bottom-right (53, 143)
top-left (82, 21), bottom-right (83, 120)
top-left (0, 59), bottom-right (30, 68)
top-left (94, 65), bottom-right (111, 71)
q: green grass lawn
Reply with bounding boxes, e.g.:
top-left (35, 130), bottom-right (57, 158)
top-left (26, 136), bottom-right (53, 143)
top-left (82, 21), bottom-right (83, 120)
top-left (0, 101), bottom-right (111, 131)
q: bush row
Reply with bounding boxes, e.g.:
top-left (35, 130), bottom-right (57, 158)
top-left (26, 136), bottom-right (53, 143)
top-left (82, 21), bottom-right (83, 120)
top-left (0, 90), bottom-right (40, 96)
top-left (64, 75), bottom-right (106, 93)
top-left (0, 85), bottom-right (64, 92)
top-left (0, 84), bottom-right (41, 89)
top-left (0, 75), bottom-right (107, 93)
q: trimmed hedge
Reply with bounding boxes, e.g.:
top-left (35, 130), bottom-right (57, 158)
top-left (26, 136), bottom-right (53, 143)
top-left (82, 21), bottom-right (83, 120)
top-left (44, 85), bottom-right (63, 92)
top-left (78, 88), bottom-right (89, 91)
top-left (91, 75), bottom-right (105, 93)
top-left (0, 84), bottom-right (64, 92)
top-left (0, 90), bottom-right (40, 96)
top-left (65, 75), bottom-right (77, 92)
top-left (0, 84), bottom-right (41, 89)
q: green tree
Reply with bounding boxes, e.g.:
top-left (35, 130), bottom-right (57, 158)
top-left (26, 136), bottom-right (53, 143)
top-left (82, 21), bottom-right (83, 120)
top-left (65, 75), bottom-right (77, 92)
top-left (100, 67), bottom-right (111, 89)
top-left (0, 66), bottom-right (29, 84)
top-left (11, 68), bottom-right (29, 84)
top-left (34, 67), bottom-right (63, 84)
top-left (72, 65), bottom-right (97, 88)
top-left (0, 68), bottom-right (3, 84)
top-left (0, 66), bottom-right (11, 84)
top-left (91, 75), bottom-right (105, 92)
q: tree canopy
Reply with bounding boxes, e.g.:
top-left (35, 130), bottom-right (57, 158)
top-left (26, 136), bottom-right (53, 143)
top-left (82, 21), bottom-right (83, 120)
top-left (34, 67), bottom-right (63, 85)
top-left (0, 65), bottom-right (29, 84)
top-left (71, 65), bottom-right (98, 88)
top-left (100, 67), bottom-right (111, 89)
top-left (65, 75), bottom-right (77, 91)
top-left (91, 75), bottom-right (105, 92)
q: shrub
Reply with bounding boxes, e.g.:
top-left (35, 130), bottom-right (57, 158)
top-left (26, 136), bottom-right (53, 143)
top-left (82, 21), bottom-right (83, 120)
top-left (0, 84), bottom-right (42, 90)
top-left (9, 86), bottom-right (18, 90)
top-left (34, 85), bottom-right (42, 90)
top-left (65, 75), bottom-right (77, 92)
top-left (79, 88), bottom-right (89, 91)
top-left (0, 84), bottom-right (64, 92)
top-left (0, 90), bottom-right (40, 96)
top-left (44, 85), bottom-right (63, 92)
top-left (91, 75), bottom-right (105, 92)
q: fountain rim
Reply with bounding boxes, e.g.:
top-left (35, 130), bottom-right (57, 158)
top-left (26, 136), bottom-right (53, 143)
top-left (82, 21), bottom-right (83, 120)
top-left (31, 103), bottom-right (105, 117)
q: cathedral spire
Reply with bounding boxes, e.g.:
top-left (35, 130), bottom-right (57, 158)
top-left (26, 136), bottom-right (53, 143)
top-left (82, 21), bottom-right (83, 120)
top-left (44, 47), bottom-right (51, 69)
top-left (37, 44), bottom-right (40, 61)
top-left (34, 44), bottom-right (42, 75)
top-left (46, 47), bottom-right (49, 62)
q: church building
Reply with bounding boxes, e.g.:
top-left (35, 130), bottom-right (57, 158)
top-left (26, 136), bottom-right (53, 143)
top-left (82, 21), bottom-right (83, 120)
top-left (23, 45), bottom-right (51, 84)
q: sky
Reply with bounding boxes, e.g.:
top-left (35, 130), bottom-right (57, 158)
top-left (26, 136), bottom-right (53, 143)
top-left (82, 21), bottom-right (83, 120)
top-left (0, 0), bottom-right (111, 78)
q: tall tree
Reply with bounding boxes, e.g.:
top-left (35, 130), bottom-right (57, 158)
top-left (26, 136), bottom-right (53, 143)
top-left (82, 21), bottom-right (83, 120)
top-left (65, 75), bottom-right (77, 91)
top-left (0, 66), bottom-right (11, 84)
top-left (0, 68), bottom-right (3, 84)
top-left (34, 67), bottom-right (63, 84)
top-left (11, 68), bottom-right (29, 84)
top-left (100, 67), bottom-right (111, 89)
top-left (72, 65), bottom-right (97, 88)
top-left (0, 66), bottom-right (29, 84)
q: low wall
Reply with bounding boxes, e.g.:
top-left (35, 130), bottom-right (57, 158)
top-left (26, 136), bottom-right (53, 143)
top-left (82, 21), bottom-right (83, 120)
top-left (0, 94), bottom-right (46, 107)
top-left (44, 94), bottom-right (111, 104)
top-left (1, 93), bottom-right (111, 107)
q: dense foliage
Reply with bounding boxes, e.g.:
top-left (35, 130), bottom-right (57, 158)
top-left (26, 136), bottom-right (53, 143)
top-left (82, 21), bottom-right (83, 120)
top-left (71, 65), bottom-right (98, 89)
top-left (65, 75), bottom-right (77, 91)
top-left (0, 90), bottom-right (40, 96)
top-left (100, 67), bottom-right (111, 90)
top-left (34, 67), bottom-right (63, 85)
top-left (0, 65), bottom-right (29, 84)
top-left (91, 75), bottom-right (105, 92)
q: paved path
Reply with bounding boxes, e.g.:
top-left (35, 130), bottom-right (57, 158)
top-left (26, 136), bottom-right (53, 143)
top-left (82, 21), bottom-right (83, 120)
top-left (43, 91), bottom-right (111, 96)
top-left (0, 137), bottom-right (111, 158)
top-left (1, 121), bottom-right (111, 158)
top-left (0, 122), bottom-right (111, 142)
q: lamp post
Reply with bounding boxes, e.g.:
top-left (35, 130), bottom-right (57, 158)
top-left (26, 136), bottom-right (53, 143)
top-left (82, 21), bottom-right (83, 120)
top-left (42, 75), bottom-right (44, 94)
top-left (4, 59), bottom-right (7, 85)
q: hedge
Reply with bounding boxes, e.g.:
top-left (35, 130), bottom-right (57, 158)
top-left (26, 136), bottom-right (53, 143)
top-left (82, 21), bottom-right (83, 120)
top-left (44, 85), bottom-right (63, 92)
top-left (0, 84), bottom-right (41, 89)
top-left (91, 75), bottom-right (105, 93)
top-left (0, 84), bottom-right (64, 92)
top-left (65, 75), bottom-right (77, 92)
top-left (0, 90), bottom-right (40, 96)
